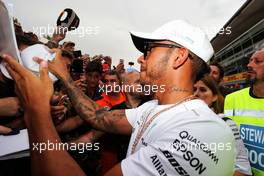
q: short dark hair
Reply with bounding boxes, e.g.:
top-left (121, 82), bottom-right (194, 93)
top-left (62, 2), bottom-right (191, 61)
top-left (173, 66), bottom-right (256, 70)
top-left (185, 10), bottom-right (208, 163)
top-left (23, 32), bottom-right (39, 42)
top-left (105, 70), bottom-right (120, 78)
top-left (16, 33), bottom-right (40, 48)
top-left (85, 60), bottom-right (102, 74)
top-left (210, 61), bottom-right (224, 80)
top-left (190, 54), bottom-right (210, 83)
top-left (104, 70), bottom-right (122, 84)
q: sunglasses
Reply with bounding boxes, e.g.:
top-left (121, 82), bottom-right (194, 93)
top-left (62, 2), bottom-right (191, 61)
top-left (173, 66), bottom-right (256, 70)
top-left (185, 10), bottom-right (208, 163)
top-left (143, 42), bottom-right (182, 59)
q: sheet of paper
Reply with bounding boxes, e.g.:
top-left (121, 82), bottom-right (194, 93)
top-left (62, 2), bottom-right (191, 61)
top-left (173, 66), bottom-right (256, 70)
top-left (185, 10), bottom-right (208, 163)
top-left (0, 0), bottom-right (22, 79)
top-left (0, 129), bottom-right (29, 157)
top-left (0, 0), bottom-right (20, 59)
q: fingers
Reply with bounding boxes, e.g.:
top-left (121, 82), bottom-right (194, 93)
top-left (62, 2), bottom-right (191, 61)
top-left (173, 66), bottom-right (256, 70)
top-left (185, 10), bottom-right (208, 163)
top-left (50, 48), bottom-right (59, 54)
top-left (5, 63), bottom-right (21, 81)
top-left (51, 105), bottom-right (65, 112)
top-left (33, 57), bottom-right (44, 64)
top-left (1, 54), bottom-right (28, 77)
top-left (74, 79), bottom-right (82, 84)
top-left (38, 60), bottom-right (50, 83)
top-left (50, 48), bottom-right (62, 61)
top-left (52, 111), bottom-right (64, 117)
top-left (51, 105), bottom-right (66, 118)
top-left (51, 106), bottom-right (65, 117)
top-left (33, 57), bottom-right (49, 82)
top-left (1, 54), bottom-right (18, 66)
top-left (51, 94), bottom-right (60, 105)
top-left (52, 112), bottom-right (65, 122)
top-left (0, 125), bottom-right (12, 135)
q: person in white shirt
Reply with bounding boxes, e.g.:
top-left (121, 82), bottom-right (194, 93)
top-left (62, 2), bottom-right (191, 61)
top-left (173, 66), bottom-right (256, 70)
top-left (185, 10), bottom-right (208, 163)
top-left (2, 20), bottom-right (235, 176)
top-left (194, 74), bottom-right (252, 176)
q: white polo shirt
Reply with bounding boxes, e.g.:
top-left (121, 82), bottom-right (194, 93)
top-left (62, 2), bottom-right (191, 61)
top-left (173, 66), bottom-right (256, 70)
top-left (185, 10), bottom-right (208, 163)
top-left (121, 99), bottom-right (235, 176)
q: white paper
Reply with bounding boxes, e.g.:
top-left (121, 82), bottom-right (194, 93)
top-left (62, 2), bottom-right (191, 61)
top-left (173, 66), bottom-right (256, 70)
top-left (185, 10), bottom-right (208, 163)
top-left (0, 129), bottom-right (29, 158)
top-left (0, 0), bottom-right (21, 79)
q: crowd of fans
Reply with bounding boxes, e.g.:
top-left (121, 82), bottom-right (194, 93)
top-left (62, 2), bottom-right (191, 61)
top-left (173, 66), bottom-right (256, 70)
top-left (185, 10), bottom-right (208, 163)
top-left (0, 20), bottom-right (146, 175)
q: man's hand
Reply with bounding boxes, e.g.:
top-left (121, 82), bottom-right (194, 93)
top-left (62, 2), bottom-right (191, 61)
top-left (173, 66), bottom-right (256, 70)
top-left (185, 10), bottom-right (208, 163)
top-left (81, 54), bottom-right (90, 72)
top-left (50, 94), bottom-right (68, 124)
top-left (0, 125), bottom-right (12, 135)
top-left (1, 54), bottom-right (53, 115)
top-left (1, 55), bottom-right (86, 176)
top-left (51, 26), bottom-right (66, 44)
top-left (74, 78), bottom-right (87, 93)
top-left (0, 97), bottom-right (22, 117)
top-left (51, 105), bottom-right (66, 124)
top-left (43, 49), bottom-right (71, 81)
top-left (116, 63), bottom-right (125, 74)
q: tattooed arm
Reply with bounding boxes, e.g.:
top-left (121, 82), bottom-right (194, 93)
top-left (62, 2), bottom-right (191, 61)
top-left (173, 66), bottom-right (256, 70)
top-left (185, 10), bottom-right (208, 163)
top-left (61, 77), bottom-right (131, 135)
top-left (47, 50), bottom-right (132, 135)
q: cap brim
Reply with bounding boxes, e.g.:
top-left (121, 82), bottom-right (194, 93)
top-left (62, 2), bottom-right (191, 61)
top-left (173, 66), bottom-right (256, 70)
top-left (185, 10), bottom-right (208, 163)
top-left (66, 42), bottom-right (75, 46)
top-left (130, 31), bottom-right (164, 53)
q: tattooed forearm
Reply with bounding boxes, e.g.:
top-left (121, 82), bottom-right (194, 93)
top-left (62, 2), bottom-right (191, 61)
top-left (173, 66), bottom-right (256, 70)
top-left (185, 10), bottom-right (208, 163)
top-left (96, 110), bottom-right (126, 133)
top-left (61, 77), bottom-right (100, 120)
top-left (60, 77), bottom-right (130, 134)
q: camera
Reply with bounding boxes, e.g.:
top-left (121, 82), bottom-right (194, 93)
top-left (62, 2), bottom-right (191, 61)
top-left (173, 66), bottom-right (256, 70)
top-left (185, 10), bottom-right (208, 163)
top-left (70, 59), bottom-right (83, 80)
top-left (119, 59), bottom-right (124, 64)
top-left (73, 50), bottom-right (82, 58)
top-left (128, 62), bottom-right (134, 66)
top-left (71, 59), bottom-right (83, 73)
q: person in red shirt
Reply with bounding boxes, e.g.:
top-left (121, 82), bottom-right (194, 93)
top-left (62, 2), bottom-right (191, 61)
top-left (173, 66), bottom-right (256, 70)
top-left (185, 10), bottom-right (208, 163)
top-left (96, 70), bottom-right (126, 110)
top-left (94, 70), bottom-right (126, 175)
